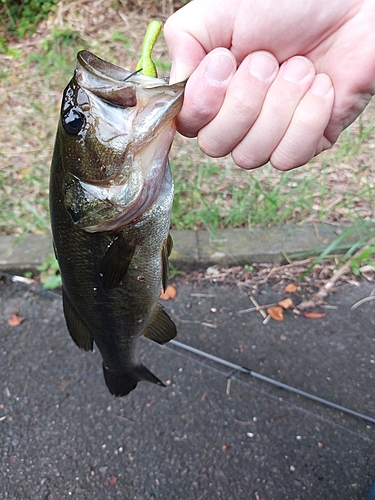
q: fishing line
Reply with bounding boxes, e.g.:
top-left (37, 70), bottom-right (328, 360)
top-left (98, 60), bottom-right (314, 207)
top-left (163, 340), bottom-right (375, 443)
top-left (1, 271), bottom-right (375, 426)
top-left (168, 340), bottom-right (375, 426)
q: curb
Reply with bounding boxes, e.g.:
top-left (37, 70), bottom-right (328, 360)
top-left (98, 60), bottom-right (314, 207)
top-left (0, 223), bottom-right (371, 274)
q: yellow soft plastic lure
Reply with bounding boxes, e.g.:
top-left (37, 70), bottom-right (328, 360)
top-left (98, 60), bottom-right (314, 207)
top-left (136, 20), bottom-right (162, 78)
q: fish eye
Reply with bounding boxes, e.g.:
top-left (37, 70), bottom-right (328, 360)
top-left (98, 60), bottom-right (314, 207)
top-left (62, 109), bottom-right (85, 135)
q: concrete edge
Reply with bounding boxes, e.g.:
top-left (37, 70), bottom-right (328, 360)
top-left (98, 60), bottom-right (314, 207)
top-left (0, 223), bottom-right (373, 274)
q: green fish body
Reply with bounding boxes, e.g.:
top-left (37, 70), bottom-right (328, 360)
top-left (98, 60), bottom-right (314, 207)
top-left (50, 50), bottom-right (185, 396)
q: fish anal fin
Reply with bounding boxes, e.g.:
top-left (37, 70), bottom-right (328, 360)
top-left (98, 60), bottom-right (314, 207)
top-left (100, 235), bottom-right (136, 291)
top-left (103, 363), bottom-right (165, 397)
top-left (62, 291), bottom-right (93, 351)
top-left (143, 304), bottom-right (177, 345)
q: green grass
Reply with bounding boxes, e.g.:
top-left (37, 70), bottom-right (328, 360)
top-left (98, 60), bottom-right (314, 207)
top-left (170, 141), bottom-right (375, 233)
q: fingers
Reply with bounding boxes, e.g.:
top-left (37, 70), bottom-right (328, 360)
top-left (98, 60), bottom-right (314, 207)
top-left (197, 52), bottom-right (279, 157)
top-left (270, 73), bottom-right (334, 169)
top-left (175, 51), bottom-right (334, 170)
top-left (175, 48), bottom-right (237, 138)
top-left (231, 56), bottom-right (317, 169)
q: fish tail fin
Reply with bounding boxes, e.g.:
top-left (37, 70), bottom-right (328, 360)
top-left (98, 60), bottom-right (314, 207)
top-left (103, 364), bottom-right (165, 397)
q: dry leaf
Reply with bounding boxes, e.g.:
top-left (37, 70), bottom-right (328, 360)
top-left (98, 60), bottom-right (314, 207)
top-left (267, 305), bottom-right (284, 321)
top-left (284, 283), bottom-right (298, 293)
top-left (278, 298), bottom-right (294, 309)
top-left (108, 476), bottom-right (117, 486)
top-left (8, 310), bottom-right (25, 327)
top-left (302, 311), bottom-right (326, 319)
top-left (159, 285), bottom-right (177, 301)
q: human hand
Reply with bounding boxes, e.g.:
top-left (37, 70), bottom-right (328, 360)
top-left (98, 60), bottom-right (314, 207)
top-left (164, 0), bottom-right (375, 170)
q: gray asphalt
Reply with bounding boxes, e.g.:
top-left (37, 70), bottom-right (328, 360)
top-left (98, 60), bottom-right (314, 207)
top-left (0, 275), bottom-right (374, 499)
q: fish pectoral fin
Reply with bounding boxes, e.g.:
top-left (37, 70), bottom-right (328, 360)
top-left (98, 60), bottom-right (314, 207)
top-left (103, 363), bottom-right (165, 397)
top-left (143, 304), bottom-right (177, 345)
top-left (166, 232), bottom-right (173, 256)
top-left (100, 235), bottom-right (136, 291)
top-left (62, 291), bottom-right (93, 351)
top-left (161, 233), bottom-right (173, 293)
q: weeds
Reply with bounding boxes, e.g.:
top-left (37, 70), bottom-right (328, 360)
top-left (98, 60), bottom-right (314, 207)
top-left (37, 253), bottom-right (61, 289)
top-left (1, 0), bottom-right (59, 37)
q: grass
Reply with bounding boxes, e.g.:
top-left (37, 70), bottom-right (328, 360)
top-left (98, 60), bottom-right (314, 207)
top-left (170, 133), bottom-right (375, 233)
top-left (0, 0), bottom-right (374, 243)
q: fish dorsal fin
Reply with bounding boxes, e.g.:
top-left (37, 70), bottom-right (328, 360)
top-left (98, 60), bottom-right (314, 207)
top-left (62, 291), bottom-right (93, 351)
top-left (100, 235), bottom-right (136, 292)
top-left (143, 304), bottom-right (177, 345)
top-left (161, 233), bottom-right (173, 292)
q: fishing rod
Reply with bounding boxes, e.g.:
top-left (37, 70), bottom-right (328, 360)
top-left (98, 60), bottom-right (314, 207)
top-left (169, 339), bottom-right (375, 426)
top-left (2, 270), bottom-right (374, 425)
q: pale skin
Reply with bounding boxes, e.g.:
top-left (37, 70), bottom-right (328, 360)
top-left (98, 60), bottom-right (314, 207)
top-left (164, 0), bottom-right (375, 170)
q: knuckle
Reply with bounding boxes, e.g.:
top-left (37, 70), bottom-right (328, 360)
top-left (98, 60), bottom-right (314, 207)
top-left (232, 147), bottom-right (264, 170)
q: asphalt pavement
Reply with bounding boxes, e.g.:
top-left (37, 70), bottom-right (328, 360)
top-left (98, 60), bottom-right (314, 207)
top-left (0, 273), bottom-right (374, 499)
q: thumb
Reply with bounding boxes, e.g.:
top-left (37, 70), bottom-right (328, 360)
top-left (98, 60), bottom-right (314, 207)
top-left (164, 18), bottom-right (207, 83)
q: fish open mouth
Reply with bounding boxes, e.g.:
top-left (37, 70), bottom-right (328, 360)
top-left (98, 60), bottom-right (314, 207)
top-left (61, 51), bottom-right (185, 233)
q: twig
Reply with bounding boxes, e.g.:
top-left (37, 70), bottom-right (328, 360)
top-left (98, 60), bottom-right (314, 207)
top-left (248, 295), bottom-right (267, 319)
top-left (201, 322), bottom-right (217, 329)
top-left (315, 239), bottom-right (375, 300)
top-left (237, 302), bottom-right (278, 315)
top-left (265, 258), bottom-right (314, 280)
top-left (190, 293), bottom-right (217, 297)
top-left (262, 314), bottom-right (271, 325)
top-left (226, 378), bottom-right (231, 396)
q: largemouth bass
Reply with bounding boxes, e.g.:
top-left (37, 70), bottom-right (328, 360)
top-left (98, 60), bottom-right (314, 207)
top-left (50, 50), bottom-right (185, 396)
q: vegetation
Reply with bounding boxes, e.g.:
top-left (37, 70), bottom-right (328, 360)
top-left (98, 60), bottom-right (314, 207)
top-left (0, 0), bottom-right (59, 37)
top-left (0, 0), bottom-right (374, 288)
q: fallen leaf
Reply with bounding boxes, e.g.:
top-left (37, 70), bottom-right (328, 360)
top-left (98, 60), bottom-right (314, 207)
top-left (278, 298), bottom-right (294, 309)
top-left (159, 285), bottom-right (177, 300)
top-left (8, 310), bottom-right (25, 327)
top-left (108, 475), bottom-right (117, 486)
top-left (284, 283), bottom-right (298, 293)
top-left (267, 306), bottom-right (284, 321)
top-left (302, 311), bottom-right (326, 319)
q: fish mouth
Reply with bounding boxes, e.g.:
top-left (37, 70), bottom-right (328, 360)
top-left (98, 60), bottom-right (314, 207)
top-left (63, 51), bottom-right (185, 232)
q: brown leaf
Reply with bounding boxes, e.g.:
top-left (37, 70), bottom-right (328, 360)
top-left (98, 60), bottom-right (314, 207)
top-left (278, 298), bottom-right (294, 309)
top-left (267, 306), bottom-right (284, 321)
top-left (284, 283), bottom-right (298, 293)
top-left (159, 285), bottom-right (177, 301)
top-left (302, 311), bottom-right (326, 319)
top-left (8, 310), bottom-right (25, 327)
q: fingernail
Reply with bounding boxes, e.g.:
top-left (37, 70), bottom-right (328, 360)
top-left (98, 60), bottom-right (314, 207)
top-left (248, 52), bottom-right (277, 80)
top-left (281, 57), bottom-right (311, 83)
top-left (309, 73), bottom-right (332, 96)
top-left (205, 51), bottom-right (234, 85)
top-left (170, 60), bottom-right (191, 84)
top-left (170, 61), bottom-right (177, 84)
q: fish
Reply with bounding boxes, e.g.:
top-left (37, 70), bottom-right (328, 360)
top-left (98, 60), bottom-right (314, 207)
top-left (49, 50), bottom-right (185, 396)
